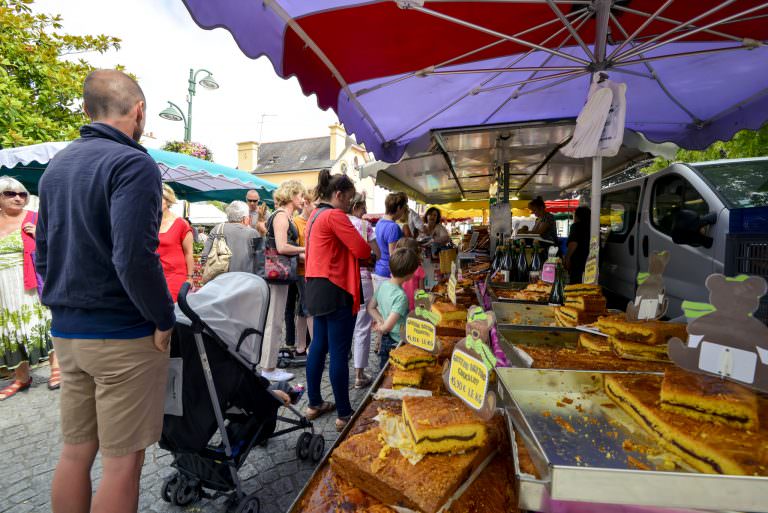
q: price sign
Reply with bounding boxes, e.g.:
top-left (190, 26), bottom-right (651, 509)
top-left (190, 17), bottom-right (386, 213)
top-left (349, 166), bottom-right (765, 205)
top-left (582, 235), bottom-right (599, 284)
top-left (541, 263), bottom-right (556, 284)
top-left (448, 261), bottom-right (458, 305)
top-left (448, 350), bottom-right (489, 410)
top-left (405, 317), bottom-right (436, 352)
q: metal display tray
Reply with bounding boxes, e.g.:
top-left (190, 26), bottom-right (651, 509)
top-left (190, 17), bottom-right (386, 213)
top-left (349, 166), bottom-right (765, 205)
top-left (497, 328), bottom-right (580, 368)
top-left (488, 284), bottom-right (549, 305)
top-left (492, 301), bottom-right (577, 332)
top-left (497, 368), bottom-right (768, 512)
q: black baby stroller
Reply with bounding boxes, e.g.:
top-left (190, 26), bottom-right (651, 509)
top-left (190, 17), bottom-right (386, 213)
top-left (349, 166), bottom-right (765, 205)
top-left (159, 273), bottom-right (324, 513)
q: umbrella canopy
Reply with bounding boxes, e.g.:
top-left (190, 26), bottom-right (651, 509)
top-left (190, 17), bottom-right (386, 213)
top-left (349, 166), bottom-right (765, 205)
top-left (0, 142), bottom-right (276, 206)
top-left (181, 0), bottom-right (768, 163)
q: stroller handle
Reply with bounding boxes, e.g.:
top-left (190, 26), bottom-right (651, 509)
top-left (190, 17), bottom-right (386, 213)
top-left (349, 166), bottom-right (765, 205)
top-left (177, 282), bottom-right (203, 328)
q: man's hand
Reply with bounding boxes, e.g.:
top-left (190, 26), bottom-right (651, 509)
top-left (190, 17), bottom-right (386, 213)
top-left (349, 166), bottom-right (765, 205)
top-left (153, 327), bottom-right (173, 352)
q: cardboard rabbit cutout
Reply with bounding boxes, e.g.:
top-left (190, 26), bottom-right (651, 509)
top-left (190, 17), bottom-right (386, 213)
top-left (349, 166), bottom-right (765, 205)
top-left (443, 306), bottom-right (497, 420)
top-left (668, 274), bottom-right (768, 393)
top-left (626, 251), bottom-right (670, 321)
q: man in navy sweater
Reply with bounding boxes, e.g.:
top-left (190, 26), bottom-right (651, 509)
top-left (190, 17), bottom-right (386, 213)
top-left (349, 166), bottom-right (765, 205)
top-left (36, 69), bottom-right (175, 513)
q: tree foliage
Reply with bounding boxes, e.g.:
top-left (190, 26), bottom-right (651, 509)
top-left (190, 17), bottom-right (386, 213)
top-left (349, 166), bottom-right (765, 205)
top-left (0, 0), bottom-right (121, 148)
top-left (641, 125), bottom-right (768, 174)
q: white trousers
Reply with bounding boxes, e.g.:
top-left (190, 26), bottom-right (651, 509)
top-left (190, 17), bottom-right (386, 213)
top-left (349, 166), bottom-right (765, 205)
top-left (352, 276), bottom-right (374, 370)
top-left (261, 282), bottom-right (289, 370)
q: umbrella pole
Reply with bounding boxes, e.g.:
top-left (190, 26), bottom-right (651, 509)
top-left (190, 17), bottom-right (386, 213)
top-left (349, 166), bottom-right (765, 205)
top-left (590, 156), bottom-right (602, 266)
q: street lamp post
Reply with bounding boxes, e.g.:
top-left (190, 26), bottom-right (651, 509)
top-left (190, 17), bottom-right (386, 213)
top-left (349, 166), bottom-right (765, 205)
top-left (159, 68), bottom-right (219, 142)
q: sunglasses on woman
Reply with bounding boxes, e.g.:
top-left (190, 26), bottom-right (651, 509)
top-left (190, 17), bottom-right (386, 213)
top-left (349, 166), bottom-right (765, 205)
top-left (2, 191), bottom-right (28, 199)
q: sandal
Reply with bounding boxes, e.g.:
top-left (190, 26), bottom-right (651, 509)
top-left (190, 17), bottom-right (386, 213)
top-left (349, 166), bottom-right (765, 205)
top-left (335, 415), bottom-right (352, 432)
top-left (48, 367), bottom-right (61, 390)
top-left (305, 401), bottom-right (335, 420)
top-left (0, 378), bottom-right (32, 401)
top-left (354, 374), bottom-right (372, 389)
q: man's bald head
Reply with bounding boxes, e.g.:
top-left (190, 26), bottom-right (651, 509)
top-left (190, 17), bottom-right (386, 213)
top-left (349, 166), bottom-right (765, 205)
top-left (83, 69), bottom-right (145, 121)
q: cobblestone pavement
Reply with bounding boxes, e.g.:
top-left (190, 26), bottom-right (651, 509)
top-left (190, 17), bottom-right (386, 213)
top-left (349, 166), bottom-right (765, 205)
top-left (0, 346), bottom-right (380, 513)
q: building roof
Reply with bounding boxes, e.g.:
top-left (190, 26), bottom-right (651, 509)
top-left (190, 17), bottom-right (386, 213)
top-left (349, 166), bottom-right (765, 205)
top-left (252, 135), bottom-right (358, 174)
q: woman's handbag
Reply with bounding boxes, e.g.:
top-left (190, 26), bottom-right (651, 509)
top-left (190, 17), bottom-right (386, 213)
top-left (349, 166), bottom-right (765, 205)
top-left (259, 211), bottom-right (298, 283)
top-left (201, 224), bottom-right (232, 284)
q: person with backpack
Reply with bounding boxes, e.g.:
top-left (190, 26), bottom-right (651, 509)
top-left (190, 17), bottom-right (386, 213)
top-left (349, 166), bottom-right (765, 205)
top-left (200, 201), bottom-right (260, 276)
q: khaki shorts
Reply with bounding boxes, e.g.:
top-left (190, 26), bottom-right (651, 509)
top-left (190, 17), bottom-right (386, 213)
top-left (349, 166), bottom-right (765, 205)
top-left (54, 336), bottom-right (169, 457)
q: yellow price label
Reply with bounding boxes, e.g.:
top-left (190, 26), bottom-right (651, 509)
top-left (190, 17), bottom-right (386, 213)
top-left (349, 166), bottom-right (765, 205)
top-left (405, 317), bottom-right (436, 352)
top-left (582, 235), bottom-right (599, 284)
top-left (448, 349), bottom-right (489, 410)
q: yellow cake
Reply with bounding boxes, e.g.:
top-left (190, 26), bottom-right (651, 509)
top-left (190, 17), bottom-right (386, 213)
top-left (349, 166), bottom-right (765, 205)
top-left (596, 315), bottom-right (687, 345)
top-left (389, 344), bottom-right (436, 371)
top-left (660, 368), bottom-right (759, 430)
top-left (563, 283), bottom-right (603, 296)
top-left (609, 336), bottom-right (670, 362)
top-left (564, 294), bottom-right (607, 313)
top-left (402, 396), bottom-right (487, 455)
top-left (432, 302), bottom-right (468, 322)
top-left (392, 367), bottom-right (425, 389)
top-left (604, 374), bottom-right (768, 475)
top-left (555, 306), bottom-right (600, 327)
top-left (579, 332), bottom-right (611, 354)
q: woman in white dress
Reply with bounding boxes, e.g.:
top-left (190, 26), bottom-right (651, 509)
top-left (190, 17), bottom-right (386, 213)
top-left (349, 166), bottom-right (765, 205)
top-left (0, 177), bottom-right (56, 400)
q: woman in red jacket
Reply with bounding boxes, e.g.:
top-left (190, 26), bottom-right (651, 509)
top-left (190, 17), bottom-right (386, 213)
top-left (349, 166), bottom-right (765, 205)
top-left (304, 170), bottom-right (371, 430)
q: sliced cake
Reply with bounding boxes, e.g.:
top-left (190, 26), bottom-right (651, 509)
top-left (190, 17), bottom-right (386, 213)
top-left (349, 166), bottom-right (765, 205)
top-left (389, 343), bottom-right (436, 371)
top-left (564, 294), bottom-right (607, 313)
top-left (596, 315), bottom-right (687, 345)
top-left (579, 332), bottom-right (611, 354)
top-left (402, 396), bottom-right (488, 455)
top-left (555, 306), bottom-right (600, 327)
top-left (609, 336), bottom-right (670, 362)
top-left (432, 302), bottom-right (468, 322)
top-left (564, 283), bottom-right (603, 297)
top-left (392, 367), bottom-right (425, 389)
top-left (330, 427), bottom-right (490, 513)
top-left (660, 368), bottom-right (759, 430)
top-left (604, 373), bottom-right (768, 475)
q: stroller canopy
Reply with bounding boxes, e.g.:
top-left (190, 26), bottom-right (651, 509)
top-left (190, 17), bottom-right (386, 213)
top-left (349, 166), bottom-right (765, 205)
top-left (175, 272), bottom-right (269, 367)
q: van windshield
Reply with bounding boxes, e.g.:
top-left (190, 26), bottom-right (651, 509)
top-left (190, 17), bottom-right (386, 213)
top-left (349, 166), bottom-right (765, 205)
top-left (692, 160), bottom-right (768, 209)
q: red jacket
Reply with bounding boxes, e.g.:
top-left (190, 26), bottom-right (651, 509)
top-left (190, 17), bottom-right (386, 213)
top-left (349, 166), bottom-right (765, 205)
top-left (305, 207), bottom-right (371, 313)
top-left (21, 210), bottom-right (38, 291)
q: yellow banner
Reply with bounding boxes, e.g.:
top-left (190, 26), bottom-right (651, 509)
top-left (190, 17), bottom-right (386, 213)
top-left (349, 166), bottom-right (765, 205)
top-left (448, 349), bottom-right (489, 410)
top-left (405, 317), bottom-right (436, 352)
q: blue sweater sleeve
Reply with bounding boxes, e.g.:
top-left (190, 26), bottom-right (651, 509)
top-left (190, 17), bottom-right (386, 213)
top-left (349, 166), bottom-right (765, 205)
top-left (110, 155), bottom-right (175, 331)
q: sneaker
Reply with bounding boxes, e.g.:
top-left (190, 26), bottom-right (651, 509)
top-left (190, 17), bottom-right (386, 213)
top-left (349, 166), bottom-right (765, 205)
top-left (261, 369), bottom-right (295, 382)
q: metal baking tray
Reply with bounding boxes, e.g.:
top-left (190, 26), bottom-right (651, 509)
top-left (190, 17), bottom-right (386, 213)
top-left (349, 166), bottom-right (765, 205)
top-left (497, 368), bottom-right (768, 512)
top-left (492, 301), bottom-right (577, 332)
top-left (488, 284), bottom-right (549, 305)
top-left (497, 328), bottom-right (580, 368)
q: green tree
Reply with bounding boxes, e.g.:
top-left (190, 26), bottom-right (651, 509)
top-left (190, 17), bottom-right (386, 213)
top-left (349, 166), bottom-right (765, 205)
top-left (0, 0), bottom-right (121, 147)
top-left (641, 125), bottom-right (768, 174)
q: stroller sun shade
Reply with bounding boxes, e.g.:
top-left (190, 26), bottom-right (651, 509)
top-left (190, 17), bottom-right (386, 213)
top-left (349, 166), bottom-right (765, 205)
top-left (174, 272), bottom-right (269, 368)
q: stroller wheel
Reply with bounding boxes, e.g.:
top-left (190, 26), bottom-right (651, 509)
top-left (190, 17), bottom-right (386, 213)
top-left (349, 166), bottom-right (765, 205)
top-left (160, 473), bottom-right (180, 503)
top-left (174, 477), bottom-right (201, 506)
top-left (309, 434), bottom-right (325, 462)
top-left (296, 432), bottom-right (312, 460)
top-left (234, 494), bottom-right (260, 513)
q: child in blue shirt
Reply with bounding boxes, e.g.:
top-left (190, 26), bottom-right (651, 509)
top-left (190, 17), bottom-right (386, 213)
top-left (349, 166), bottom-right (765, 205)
top-left (367, 246), bottom-right (420, 370)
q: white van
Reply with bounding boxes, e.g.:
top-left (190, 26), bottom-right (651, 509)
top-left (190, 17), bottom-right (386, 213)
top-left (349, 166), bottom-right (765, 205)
top-left (599, 157), bottom-right (768, 322)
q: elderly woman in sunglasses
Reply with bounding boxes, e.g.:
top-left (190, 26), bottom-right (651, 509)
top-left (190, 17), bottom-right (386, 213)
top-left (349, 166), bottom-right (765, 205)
top-left (0, 176), bottom-right (58, 400)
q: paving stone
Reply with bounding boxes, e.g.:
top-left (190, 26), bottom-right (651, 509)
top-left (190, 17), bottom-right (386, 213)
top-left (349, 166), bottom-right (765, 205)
top-left (2, 344), bottom-right (380, 513)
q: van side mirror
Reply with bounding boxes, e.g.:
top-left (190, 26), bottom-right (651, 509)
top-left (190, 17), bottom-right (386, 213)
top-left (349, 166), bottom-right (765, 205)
top-left (672, 209), bottom-right (716, 249)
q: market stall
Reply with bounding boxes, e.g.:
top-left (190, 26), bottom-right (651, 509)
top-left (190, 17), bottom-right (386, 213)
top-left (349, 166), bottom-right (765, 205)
top-left (175, 2), bottom-right (768, 512)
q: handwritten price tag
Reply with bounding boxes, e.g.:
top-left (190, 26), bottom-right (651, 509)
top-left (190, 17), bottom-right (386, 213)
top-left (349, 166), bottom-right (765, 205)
top-left (448, 350), bottom-right (489, 410)
top-left (583, 235), bottom-right (599, 284)
top-left (448, 261), bottom-right (458, 305)
top-left (405, 317), bottom-right (436, 352)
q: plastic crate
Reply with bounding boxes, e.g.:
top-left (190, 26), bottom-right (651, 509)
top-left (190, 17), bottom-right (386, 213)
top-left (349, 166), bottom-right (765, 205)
top-left (724, 233), bottom-right (768, 324)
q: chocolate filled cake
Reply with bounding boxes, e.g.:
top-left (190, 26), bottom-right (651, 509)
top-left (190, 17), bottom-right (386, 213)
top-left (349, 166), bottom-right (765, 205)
top-left (389, 344), bottom-right (436, 371)
top-left (660, 368), bottom-right (759, 430)
top-left (402, 396), bottom-right (488, 455)
top-left (604, 374), bottom-right (768, 475)
top-left (579, 332), bottom-right (611, 354)
top-left (330, 427), bottom-right (490, 513)
top-left (596, 315), bottom-right (687, 345)
top-left (609, 336), bottom-right (670, 362)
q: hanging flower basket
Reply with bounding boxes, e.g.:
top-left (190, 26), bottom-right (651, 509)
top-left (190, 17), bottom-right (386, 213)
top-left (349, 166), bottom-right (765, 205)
top-left (162, 141), bottom-right (214, 162)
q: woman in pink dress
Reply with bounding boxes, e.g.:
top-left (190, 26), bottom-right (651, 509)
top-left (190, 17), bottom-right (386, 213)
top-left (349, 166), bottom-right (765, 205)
top-left (157, 185), bottom-right (194, 302)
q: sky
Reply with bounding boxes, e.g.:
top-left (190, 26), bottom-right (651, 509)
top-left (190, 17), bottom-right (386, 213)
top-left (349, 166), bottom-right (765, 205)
top-left (32, 0), bottom-right (340, 168)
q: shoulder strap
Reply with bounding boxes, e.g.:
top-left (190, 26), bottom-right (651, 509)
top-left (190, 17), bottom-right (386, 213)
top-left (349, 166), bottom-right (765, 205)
top-left (306, 207), bottom-right (332, 248)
